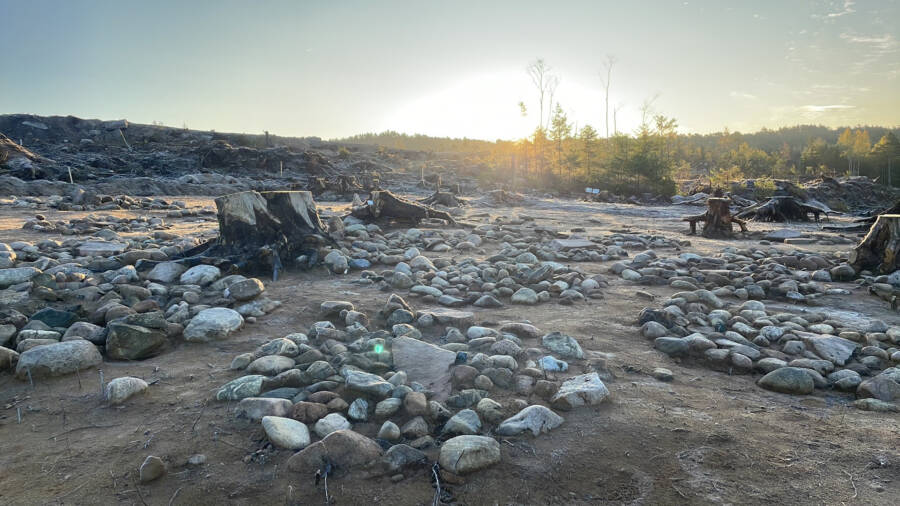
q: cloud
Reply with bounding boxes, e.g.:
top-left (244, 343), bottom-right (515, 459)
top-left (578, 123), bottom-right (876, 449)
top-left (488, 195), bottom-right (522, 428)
top-left (839, 32), bottom-right (899, 51)
top-left (801, 104), bottom-right (855, 112)
top-left (827, 0), bottom-right (855, 18)
top-left (729, 91), bottom-right (757, 100)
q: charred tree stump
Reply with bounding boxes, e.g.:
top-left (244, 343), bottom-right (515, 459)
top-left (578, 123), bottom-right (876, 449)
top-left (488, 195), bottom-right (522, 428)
top-left (419, 191), bottom-right (464, 207)
top-left (157, 191), bottom-right (331, 279)
top-left (849, 214), bottom-right (900, 273)
top-left (683, 197), bottom-right (748, 238)
top-left (735, 196), bottom-right (829, 222)
top-left (350, 190), bottom-right (456, 225)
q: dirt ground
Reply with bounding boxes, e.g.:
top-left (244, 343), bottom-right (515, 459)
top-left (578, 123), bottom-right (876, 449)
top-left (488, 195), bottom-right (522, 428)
top-left (1, 197), bottom-right (898, 506)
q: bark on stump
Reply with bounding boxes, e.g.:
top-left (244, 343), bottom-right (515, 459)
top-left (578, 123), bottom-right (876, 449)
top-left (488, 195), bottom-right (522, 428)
top-left (350, 190), bottom-right (456, 224)
top-left (849, 214), bottom-right (900, 273)
top-left (683, 197), bottom-right (748, 238)
top-left (735, 196), bottom-right (827, 222)
top-left (147, 190), bottom-right (331, 279)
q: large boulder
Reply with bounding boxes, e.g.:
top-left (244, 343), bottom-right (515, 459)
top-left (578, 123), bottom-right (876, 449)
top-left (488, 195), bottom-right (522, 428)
top-left (106, 376), bottom-right (149, 404)
top-left (0, 267), bottom-right (41, 288)
top-left (106, 322), bottom-right (167, 360)
top-left (183, 308), bottom-right (243, 342)
top-left (286, 429), bottom-right (383, 474)
top-left (146, 262), bottom-right (187, 283)
top-left (77, 241), bottom-right (126, 257)
top-left (226, 278), bottom-right (265, 301)
top-left (550, 373), bottom-right (610, 410)
top-left (541, 332), bottom-right (585, 359)
top-left (438, 435), bottom-right (501, 474)
top-left (179, 265), bottom-right (221, 286)
top-left (15, 340), bottom-right (102, 379)
top-left (262, 416), bottom-right (310, 450)
top-left (344, 369), bottom-right (393, 397)
top-left (857, 374), bottom-right (900, 402)
top-left (391, 336), bottom-right (457, 400)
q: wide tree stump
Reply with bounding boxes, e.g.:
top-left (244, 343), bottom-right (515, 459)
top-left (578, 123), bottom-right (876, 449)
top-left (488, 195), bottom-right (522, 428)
top-left (350, 190), bottom-right (456, 224)
top-left (683, 197), bottom-right (748, 238)
top-left (735, 196), bottom-right (830, 222)
top-left (145, 191), bottom-right (331, 279)
top-left (849, 214), bottom-right (900, 273)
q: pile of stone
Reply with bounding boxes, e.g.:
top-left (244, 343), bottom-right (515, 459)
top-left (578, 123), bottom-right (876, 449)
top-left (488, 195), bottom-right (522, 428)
top-left (210, 296), bottom-right (609, 482)
top-left (639, 295), bottom-right (900, 411)
top-left (0, 236), bottom-right (278, 376)
top-left (611, 246), bottom-right (858, 305)
top-left (20, 214), bottom-right (186, 235)
top-left (1, 192), bottom-right (194, 212)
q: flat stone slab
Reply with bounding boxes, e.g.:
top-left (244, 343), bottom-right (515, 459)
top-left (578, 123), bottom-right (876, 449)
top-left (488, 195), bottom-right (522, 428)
top-left (421, 308), bottom-right (475, 328)
top-left (548, 239), bottom-right (600, 251)
top-left (391, 336), bottom-right (457, 400)
top-left (764, 229), bottom-right (805, 242)
top-left (77, 241), bottom-right (127, 257)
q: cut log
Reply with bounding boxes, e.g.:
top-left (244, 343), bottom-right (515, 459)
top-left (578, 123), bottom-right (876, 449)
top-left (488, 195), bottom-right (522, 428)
top-left (849, 214), bottom-right (900, 273)
top-left (419, 191), bottom-right (464, 207)
top-left (144, 191), bottom-right (331, 279)
top-left (683, 197), bottom-right (748, 238)
top-left (350, 190), bottom-right (456, 224)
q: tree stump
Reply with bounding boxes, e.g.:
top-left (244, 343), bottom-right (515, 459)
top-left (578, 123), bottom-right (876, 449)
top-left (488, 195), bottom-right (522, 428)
top-left (419, 191), bottom-right (463, 207)
top-left (849, 214), bottom-right (900, 273)
top-left (350, 190), bottom-right (456, 224)
top-left (148, 191), bottom-right (331, 279)
top-left (683, 197), bottom-right (748, 238)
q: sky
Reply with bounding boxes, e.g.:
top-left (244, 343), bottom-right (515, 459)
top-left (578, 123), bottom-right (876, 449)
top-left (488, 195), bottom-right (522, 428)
top-left (1, 0), bottom-right (898, 140)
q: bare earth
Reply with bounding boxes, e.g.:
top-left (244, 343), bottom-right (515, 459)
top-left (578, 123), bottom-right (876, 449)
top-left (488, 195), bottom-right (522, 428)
top-left (1, 197), bottom-right (897, 506)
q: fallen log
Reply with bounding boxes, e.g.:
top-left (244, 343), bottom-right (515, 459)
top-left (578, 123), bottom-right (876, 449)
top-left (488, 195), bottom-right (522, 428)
top-left (350, 190), bottom-right (456, 224)
top-left (735, 196), bottom-right (831, 222)
top-left (849, 214), bottom-right (900, 273)
top-left (683, 197), bottom-right (748, 238)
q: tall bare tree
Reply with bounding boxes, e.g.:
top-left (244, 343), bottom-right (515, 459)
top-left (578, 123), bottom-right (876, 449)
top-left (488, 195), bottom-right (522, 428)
top-left (599, 55), bottom-right (616, 138)
top-left (526, 59), bottom-right (559, 131)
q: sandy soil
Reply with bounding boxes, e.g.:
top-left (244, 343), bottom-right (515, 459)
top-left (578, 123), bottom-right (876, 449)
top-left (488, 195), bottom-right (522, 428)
top-left (1, 197), bottom-right (898, 506)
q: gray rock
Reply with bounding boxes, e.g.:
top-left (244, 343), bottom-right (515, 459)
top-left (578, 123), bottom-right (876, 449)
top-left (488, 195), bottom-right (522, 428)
top-left (757, 367), bottom-right (814, 395)
top-left (382, 444), bottom-right (426, 472)
top-left (345, 369), bottom-right (393, 397)
top-left (262, 416), bottom-right (310, 450)
top-left (15, 340), bottom-right (101, 379)
top-left (247, 355), bottom-right (295, 376)
top-left (235, 397), bottom-right (293, 420)
top-left (286, 429), bottom-right (382, 474)
top-left (857, 375), bottom-right (900, 402)
top-left (496, 405), bottom-right (564, 436)
top-left (378, 420), bottom-right (401, 441)
top-left (550, 373), bottom-right (610, 410)
top-left (0, 267), bottom-right (41, 287)
top-left (106, 322), bottom-right (167, 360)
top-left (541, 332), bottom-right (584, 359)
top-left (216, 375), bottom-right (265, 401)
top-left (314, 413), bottom-right (351, 438)
top-left (511, 288), bottom-right (538, 305)
top-left (654, 337), bottom-right (690, 356)
top-left (179, 264), bottom-right (221, 286)
top-left (391, 336), bottom-right (457, 400)
top-left (146, 262), bottom-right (186, 283)
top-left (438, 435), bottom-right (500, 474)
top-left (442, 409), bottom-right (482, 435)
top-left (348, 398), bottom-right (369, 421)
top-left (226, 278), bottom-right (265, 301)
top-left (106, 376), bottom-right (149, 405)
top-left (183, 307), bottom-right (243, 342)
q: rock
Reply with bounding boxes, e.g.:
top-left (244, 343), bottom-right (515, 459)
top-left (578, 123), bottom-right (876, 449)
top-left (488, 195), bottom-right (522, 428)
top-left (287, 429), bottom-right (383, 473)
top-left (375, 397), bottom-right (403, 418)
top-left (146, 262), bottom-right (187, 283)
top-left (652, 367), bottom-right (674, 382)
top-left (314, 413), bottom-right (351, 438)
top-left (226, 278), bottom-right (265, 300)
top-left (0, 347), bottom-right (19, 371)
top-left (438, 435), bottom-right (500, 474)
top-left (291, 402), bottom-right (330, 423)
top-left (139, 455), bottom-right (166, 483)
top-left (78, 241), bottom-right (126, 257)
top-left (801, 334), bottom-right (858, 366)
top-left (403, 391), bottom-right (428, 416)
top-left (235, 397), bottom-right (293, 420)
top-left (183, 307), bottom-right (243, 342)
top-left (0, 267), bottom-right (41, 287)
top-left (179, 264), bottom-right (221, 285)
top-left (247, 355), bottom-right (295, 376)
top-left (106, 376), bottom-right (149, 405)
top-left (324, 250), bottom-right (349, 274)
top-left (348, 398), bottom-right (369, 421)
top-left (473, 295), bottom-right (503, 308)
top-left (857, 375), bottom-right (900, 402)
top-left (853, 398), bottom-right (899, 412)
top-left (262, 416), bottom-right (311, 450)
top-left (391, 336), bottom-right (457, 400)
top-left (382, 444), bottom-right (426, 472)
top-left (497, 405), bottom-right (564, 436)
top-left (62, 321), bottom-right (106, 345)
top-left (757, 367), bottom-right (815, 395)
top-left (15, 340), bottom-right (101, 379)
top-left (550, 373), bottom-right (610, 410)
top-left (538, 356), bottom-right (568, 372)
top-left (216, 375), bottom-right (265, 401)
top-left (541, 332), bottom-right (584, 359)
top-left (345, 369), bottom-right (393, 397)
top-left (321, 300), bottom-right (354, 316)
top-left (106, 322), bottom-right (167, 360)
top-left (378, 421), bottom-right (401, 441)
top-left (654, 337), bottom-right (690, 356)
top-left (511, 288), bottom-right (538, 305)
top-left (401, 416), bottom-right (430, 438)
top-left (442, 409), bottom-right (482, 435)
top-left (30, 308), bottom-right (77, 328)
top-left (499, 322), bottom-right (541, 339)
top-left (641, 321), bottom-right (667, 339)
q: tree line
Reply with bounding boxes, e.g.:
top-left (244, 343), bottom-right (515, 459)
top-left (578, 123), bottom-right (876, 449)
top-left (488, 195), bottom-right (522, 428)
top-left (335, 59), bottom-right (900, 196)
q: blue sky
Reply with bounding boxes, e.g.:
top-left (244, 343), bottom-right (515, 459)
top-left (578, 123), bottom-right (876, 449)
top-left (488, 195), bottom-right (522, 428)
top-left (1, 0), bottom-right (897, 139)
